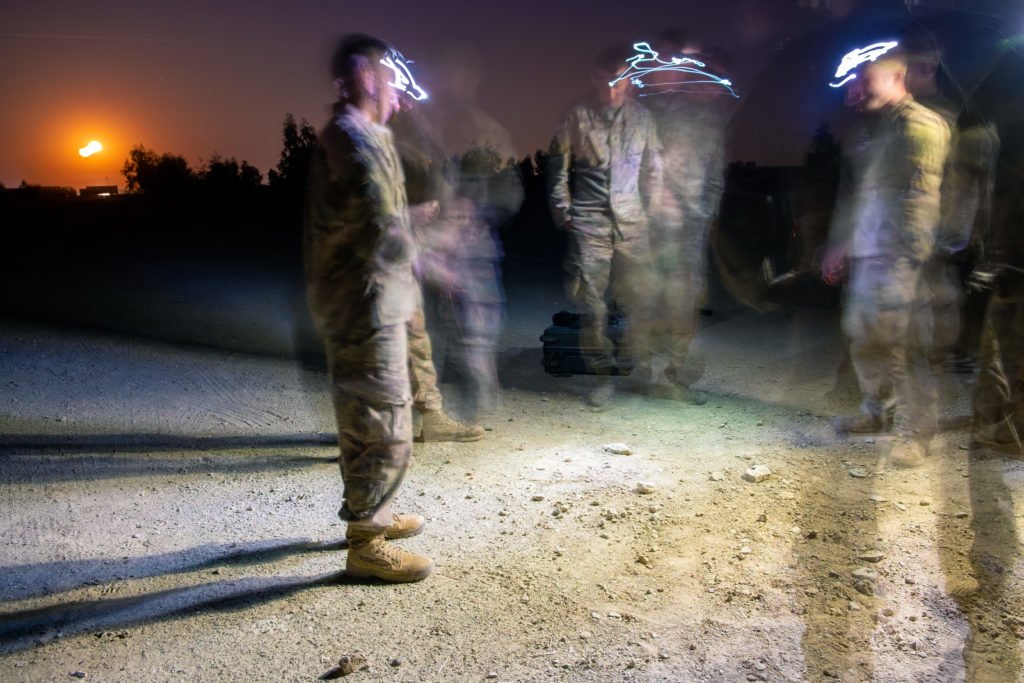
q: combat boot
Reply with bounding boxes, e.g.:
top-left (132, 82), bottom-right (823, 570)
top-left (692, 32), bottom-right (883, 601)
top-left (832, 410), bottom-right (891, 435)
top-left (346, 529), bottom-right (434, 583)
top-left (586, 377), bottom-right (615, 409)
top-left (889, 438), bottom-right (928, 469)
top-left (384, 512), bottom-right (425, 539)
top-left (417, 410), bottom-right (485, 442)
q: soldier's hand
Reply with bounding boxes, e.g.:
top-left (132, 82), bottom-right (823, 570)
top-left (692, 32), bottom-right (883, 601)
top-left (821, 245), bottom-right (847, 286)
top-left (409, 200), bottom-right (440, 227)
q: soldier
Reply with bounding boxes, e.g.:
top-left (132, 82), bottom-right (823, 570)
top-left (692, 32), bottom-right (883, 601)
top-left (822, 41), bottom-right (951, 468)
top-left (644, 30), bottom-right (732, 402)
top-left (548, 45), bottom-right (662, 408)
top-left (304, 35), bottom-right (433, 582)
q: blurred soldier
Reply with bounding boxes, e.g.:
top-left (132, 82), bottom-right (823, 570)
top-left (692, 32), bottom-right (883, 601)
top-left (970, 60), bottom-right (1024, 454)
top-left (398, 44), bottom-right (523, 421)
top-left (645, 30), bottom-right (732, 402)
top-left (549, 45), bottom-right (662, 407)
top-left (823, 42), bottom-right (951, 467)
top-left (388, 88), bottom-right (486, 443)
top-left (305, 35), bottom-right (433, 582)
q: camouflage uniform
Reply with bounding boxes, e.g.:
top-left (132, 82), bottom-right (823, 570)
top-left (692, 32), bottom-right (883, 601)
top-left (548, 97), bottom-right (662, 374)
top-left (646, 96), bottom-right (727, 381)
top-left (830, 95), bottom-right (951, 435)
top-left (973, 127), bottom-right (1023, 440)
top-left (305, 103), bottom-right (417, 528)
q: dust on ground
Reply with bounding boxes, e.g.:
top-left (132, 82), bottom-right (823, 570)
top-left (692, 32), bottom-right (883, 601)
top-left (1, 307), bottom-right (1022, 682)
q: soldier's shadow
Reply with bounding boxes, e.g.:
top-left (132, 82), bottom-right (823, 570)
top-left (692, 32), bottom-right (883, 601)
top-left (0, 537), bottom-right (357, 655)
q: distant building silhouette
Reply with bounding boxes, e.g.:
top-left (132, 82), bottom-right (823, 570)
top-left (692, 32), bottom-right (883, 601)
top-left (79, 185), bottom-right (118, 198)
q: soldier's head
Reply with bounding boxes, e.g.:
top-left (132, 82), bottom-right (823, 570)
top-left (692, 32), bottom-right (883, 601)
top-left (852, 53), bottom-right (907, 111)
top-left (331, 34), bottom-right (402, 124)
top-left (901, 28), bottom-right (943, 98)
top-left (832, 41), bottom-right (907, 112)
top-left (592, 45), bottom-right (631, 108)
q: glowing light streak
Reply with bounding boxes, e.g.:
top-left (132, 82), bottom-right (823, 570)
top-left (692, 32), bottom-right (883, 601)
top-left (609, 42), bottom-right (739, 98)
top-left (829, 41), bottom-right (899, 88)
top-left (380, 48), bottom-right (428, 101)
top-left (78, 140), bottom-right (103, 157)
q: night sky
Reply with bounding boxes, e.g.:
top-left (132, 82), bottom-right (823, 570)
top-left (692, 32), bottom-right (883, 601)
top-left (3, 0), bottom-right (1009, 190)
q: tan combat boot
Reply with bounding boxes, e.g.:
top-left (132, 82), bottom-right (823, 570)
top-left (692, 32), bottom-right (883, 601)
top-left (384, 512), bottom-right (425, 539)
top-left (417, 410), bottom-right (485, 442)
top-left (346, 530), bottom-right (434, 583)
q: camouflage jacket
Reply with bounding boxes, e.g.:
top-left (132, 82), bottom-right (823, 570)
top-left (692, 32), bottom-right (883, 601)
top-left (830, 95), bottom-right (951, 263)
top-left (304, 104), bottom-right (418, 331)
top-left (548, 97), bottom-right (662, 234)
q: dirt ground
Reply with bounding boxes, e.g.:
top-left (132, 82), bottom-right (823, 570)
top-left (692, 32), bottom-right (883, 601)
top-left (1, 296), bottom-right (1023, 682)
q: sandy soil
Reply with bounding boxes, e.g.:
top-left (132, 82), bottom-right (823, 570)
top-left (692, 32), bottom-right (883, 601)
top-left (1, 295), bottom-right (1022, 681)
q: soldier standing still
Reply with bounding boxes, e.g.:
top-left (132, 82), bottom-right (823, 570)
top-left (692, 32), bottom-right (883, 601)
top-left (548, 46), bottom-right (662, 408)
top-left (823, 42), bottom-right (951, 468)
top-left (304, 35), bottom-right (433, 582)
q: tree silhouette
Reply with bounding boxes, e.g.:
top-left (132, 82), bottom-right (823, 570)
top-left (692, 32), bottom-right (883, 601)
top-left (198, 154), bottom-right (263, 198)
top-left (803, 122), bottom-right (840, 179)
top-left (121, 145), bottom-right (195, 197)
top-left (267, 114), bottom-right (318, 201)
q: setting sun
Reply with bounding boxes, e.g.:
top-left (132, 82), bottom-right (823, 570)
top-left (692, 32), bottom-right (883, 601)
top-left (78, 140), bottom-right (103, 158)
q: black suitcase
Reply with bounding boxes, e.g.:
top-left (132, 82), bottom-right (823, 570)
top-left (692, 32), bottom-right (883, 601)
top-left (540, 310), bottom-right (634, 377)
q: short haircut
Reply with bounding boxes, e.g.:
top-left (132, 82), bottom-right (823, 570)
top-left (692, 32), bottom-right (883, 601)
top-left (330, 33), bottom-right (391, 82)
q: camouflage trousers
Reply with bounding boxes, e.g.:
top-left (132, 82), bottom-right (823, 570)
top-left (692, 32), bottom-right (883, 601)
top-left (407, 300), bottom-right (443, 413)
top-left (322, 322), bottom-right (412, 529)
top-left (973, 276), bottom-right (1024, 429)
top-left (648, 232), bottom-right (707, 382)
top-left (565, 223), bottom-right (654, 374)
top-left (842, 256), bottom-right (938, 437)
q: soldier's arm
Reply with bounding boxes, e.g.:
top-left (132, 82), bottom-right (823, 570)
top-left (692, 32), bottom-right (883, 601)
top-left (640, 120), bottom-right (664, 214)
top-left (547, 114), bottom-right (575, 229)
top-left (898, 115), bottom-right (950, 255)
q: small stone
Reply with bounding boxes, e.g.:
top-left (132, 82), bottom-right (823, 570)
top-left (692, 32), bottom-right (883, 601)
top-left (70, 674), bottom-right (86, 680)
top-left (636, 554), bottom-right (651, 566)
top-left (854, 580), bottom-right (874, 596)
top-left (905, 577), bottom-right (916, 585)
top-left (579, 631), bottom-right (592, 640)
top-left (636, 483), bottom-right (656, 495)
top-left (608, 612), bottom-right (622, 619)
top-left (954, 511), bottom-right (969, 519)
top-left (755, 662), bottom-right (767, 671)
top-left (894, 502), bottom-right (907, 511)
top-left (919, 500), bottom-right (930, 507)
top-left (848, 468), bottom-right (869, 479)
top-left (389, 657), bottom-right (402, 667)
top-left (852, 567), bottom-right (879, 582)
top-left (740, 546), bottom-right (752, 555)
top-left (531, 495), bottom-right (545, 502)
top-left (710, 472), bottom-right (725, 482)
top-left (868, 494), bottom-right (887, 503)
top-left (858, 550), bottom-right (884, 563)
top-left (756, 513), bottom-right (767, 523)
top-left (486, 674), bottom-right (498, 680)
top-left (742, 465), bottom-right (772, 483)
top-left (591, 611), bottom-right (602, 620)
top-left (883, 608), bottom-right (896, 617)
top-left (603, 443), bottom-right (632, 455)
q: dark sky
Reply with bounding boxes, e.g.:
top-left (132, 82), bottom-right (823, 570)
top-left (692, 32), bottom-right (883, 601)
top-left (4, 0), bottom-right (1007, 189)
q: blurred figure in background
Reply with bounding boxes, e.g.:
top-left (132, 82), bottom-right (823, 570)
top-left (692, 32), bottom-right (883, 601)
top-left (390, 103), bottom-right (487, 444)
top-left (548, 45), bottom-right (662, 408)
top-left (392, 44), bottom-right (522, 422)
top-left (823, 41), bottom-right (951, 468)
top-left (970, 50), bottom-right (1024, 454)
top-left (644, 29), bottom-right (734, 403)
top-left (304, 35), bottom-right (434, 583)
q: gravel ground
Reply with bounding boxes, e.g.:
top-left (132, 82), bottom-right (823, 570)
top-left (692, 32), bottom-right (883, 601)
top-left (1, 297), bottom-right (1022, 682)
